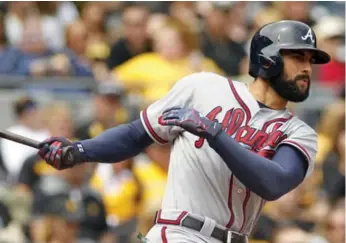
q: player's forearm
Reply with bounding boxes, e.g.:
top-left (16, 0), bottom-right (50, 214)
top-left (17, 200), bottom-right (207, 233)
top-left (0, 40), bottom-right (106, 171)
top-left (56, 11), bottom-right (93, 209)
top-left (207, 131), bottom-right (307, 201)
top-left (74, 119), bottom-right (153, 163)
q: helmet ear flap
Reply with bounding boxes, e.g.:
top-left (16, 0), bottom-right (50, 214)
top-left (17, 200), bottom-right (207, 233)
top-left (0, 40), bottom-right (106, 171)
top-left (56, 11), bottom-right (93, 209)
top-left (259, 55), bottom-right (275, 68)
top-left (258, 53), bottom-right (283, 80)
top-left (258, 54), bottom-right (275, 68)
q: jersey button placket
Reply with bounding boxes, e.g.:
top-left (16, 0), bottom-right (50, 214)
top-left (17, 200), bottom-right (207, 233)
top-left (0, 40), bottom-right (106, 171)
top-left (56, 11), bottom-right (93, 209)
top-left (237, 189), bottom-right (243, 193)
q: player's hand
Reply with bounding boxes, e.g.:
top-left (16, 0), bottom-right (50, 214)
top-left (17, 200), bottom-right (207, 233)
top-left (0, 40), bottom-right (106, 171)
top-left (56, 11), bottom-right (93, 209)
top-left (38, 137), bottom-right (81, 170)
top-left (159, 107), bottom-right (223, 140)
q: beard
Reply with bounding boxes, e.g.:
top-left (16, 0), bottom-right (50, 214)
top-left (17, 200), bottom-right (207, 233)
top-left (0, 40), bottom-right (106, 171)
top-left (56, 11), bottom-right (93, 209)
top-left (270, 73), bottom-right (311, 102)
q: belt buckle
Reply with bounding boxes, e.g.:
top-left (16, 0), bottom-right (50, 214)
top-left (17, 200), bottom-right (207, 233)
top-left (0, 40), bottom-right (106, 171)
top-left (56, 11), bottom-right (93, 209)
top-left (226, 231), bottom-right (233, 243)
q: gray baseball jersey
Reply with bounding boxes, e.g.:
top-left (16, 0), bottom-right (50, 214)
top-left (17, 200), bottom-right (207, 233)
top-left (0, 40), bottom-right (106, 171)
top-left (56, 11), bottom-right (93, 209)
top-left (140, 72), bottom-right (317, 235)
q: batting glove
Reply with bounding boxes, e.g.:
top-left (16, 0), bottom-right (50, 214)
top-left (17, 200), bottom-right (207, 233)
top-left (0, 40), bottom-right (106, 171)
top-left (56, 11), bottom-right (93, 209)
top-left (38, 137), bottom-right (81, 170)
top-left (158, 107), bottom-right (223, 140)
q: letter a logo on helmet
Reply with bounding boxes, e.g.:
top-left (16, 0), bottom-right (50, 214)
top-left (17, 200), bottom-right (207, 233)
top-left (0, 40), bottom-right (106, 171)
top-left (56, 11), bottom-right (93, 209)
top-left (301, 28), bottom-right (315, 43)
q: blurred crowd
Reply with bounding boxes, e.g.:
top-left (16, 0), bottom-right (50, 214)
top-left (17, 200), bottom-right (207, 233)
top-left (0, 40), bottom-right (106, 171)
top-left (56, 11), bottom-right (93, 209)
top-left (0, 1), bottom-right (344, 243)
top-left (0, 2), bottom-right (344, 99)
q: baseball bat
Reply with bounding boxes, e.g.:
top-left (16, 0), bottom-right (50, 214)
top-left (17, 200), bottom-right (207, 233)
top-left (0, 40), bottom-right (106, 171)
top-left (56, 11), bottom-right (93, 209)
top-left (0, 130), bottom-right (76, 166)
top-left (0, 130), bottom-right (40, 149)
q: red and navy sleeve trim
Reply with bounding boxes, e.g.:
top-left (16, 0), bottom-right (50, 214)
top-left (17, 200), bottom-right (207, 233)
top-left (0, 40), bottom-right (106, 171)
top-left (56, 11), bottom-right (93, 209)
top-left (141, 108), bottom-right (168, 145)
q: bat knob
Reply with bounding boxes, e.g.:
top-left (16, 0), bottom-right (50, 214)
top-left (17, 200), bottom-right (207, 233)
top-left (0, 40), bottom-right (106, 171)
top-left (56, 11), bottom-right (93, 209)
top-left (62, 146), bottom-right (76, 166)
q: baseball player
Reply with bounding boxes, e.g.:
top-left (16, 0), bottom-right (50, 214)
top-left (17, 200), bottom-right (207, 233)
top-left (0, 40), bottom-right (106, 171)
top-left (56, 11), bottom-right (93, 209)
top-left (38, 20), bottom-right (330, 243)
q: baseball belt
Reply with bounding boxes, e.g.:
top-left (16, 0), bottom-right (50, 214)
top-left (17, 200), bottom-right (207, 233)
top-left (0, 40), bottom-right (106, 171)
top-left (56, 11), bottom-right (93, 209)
top-left (154, 211), bottom-right (247, 243)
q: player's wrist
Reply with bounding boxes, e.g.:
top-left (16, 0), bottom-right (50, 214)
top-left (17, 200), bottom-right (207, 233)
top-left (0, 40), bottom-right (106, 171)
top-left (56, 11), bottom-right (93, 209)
top-left (70, 142), bottom-right (89, 164)
top-left (203, 118), bottom-right (223, 141)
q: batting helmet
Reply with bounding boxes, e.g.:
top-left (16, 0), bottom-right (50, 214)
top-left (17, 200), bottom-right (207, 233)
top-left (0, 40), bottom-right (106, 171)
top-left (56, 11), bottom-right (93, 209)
top-left (249, 20), bottom-right (330, 80)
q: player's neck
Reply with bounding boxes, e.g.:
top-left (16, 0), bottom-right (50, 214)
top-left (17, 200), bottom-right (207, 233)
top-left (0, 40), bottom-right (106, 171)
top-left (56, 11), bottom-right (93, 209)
top-left (249, 78), bottom-right (288, 110)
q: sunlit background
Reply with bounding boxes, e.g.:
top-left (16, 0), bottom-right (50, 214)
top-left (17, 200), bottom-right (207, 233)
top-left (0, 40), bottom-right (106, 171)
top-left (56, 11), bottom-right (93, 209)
top-left (0, 1), bottom-right (344, 243)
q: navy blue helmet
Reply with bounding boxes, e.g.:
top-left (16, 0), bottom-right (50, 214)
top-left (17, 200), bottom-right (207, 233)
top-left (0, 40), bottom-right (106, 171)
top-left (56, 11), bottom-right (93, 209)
top-left (249, 20), bottom-right (330, 80)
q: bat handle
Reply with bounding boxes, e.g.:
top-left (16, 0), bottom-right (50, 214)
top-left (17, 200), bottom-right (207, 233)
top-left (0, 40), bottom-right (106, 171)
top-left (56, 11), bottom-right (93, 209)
top-left (0, 131), bottom-right (40, 149)
top-left (21, 138), bottom-right (40, 149)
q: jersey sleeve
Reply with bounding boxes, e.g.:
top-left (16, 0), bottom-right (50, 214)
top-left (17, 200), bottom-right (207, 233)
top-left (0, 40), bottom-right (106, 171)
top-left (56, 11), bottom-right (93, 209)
top-left (140, 73), bottom-right (199, 144)
top-left (278, 123), bottom-right (317, 179)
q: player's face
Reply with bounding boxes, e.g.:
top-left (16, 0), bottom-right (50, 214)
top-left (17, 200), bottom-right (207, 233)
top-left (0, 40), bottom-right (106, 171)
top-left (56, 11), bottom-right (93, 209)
top-left (279, 50), bottom-right (313, 102)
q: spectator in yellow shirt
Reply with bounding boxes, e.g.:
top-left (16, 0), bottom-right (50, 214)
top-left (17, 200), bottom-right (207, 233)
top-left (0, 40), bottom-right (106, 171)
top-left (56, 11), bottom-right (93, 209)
top-left (90, 159), bottom-right (142, 243)
top-left (113, 16), bottom-right (223, 103)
